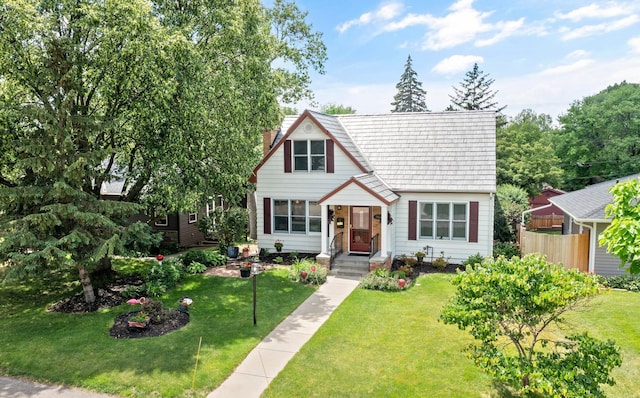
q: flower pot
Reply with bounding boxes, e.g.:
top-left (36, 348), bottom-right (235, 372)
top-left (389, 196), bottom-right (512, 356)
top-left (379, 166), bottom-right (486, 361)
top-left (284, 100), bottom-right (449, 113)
top-left (240, 268), bottom-right (251, 278)
top-left (227, 246), bottom-right (239, 258)
top-left (275, 246), bottom-right (282, 253)
top-left (127, 312), bottom-right (150, 329)
top-left (416, 256), bottom-right (424, 263)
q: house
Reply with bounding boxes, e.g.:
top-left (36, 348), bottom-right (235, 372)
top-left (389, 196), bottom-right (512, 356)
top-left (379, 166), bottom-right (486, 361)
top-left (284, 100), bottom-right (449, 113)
top-left (525, 185), bottom-right (565, 231)
top-left (100, 175), bottom-right (219, 248)
top-left (548, 174), bottom-right (639, 276)
top-left (249, 110), bottom-right (496, 270)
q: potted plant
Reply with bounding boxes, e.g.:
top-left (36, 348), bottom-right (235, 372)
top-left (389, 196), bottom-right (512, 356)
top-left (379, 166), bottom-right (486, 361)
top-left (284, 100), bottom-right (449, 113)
top-left (240, 263), bottom-right (252, 278)
top-left (274, 240), bottom-right (284, 252)
top-left (127, 311), bottom-right (150, 328)
top-left (413, 250), bottom-right (426, 263)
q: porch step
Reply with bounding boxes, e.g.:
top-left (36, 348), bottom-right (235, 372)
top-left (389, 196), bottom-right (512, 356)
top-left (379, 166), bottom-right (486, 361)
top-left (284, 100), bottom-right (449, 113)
top-left (330, 254), bottom-right (370, 278)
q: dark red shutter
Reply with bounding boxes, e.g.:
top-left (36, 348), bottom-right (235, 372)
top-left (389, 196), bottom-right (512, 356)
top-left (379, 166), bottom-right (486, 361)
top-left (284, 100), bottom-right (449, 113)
top-left (469, 201), bottom-right (479, 243)
top-left (284, 140), bottom-right (292, 173)
top-left (263, 197), bottom-right (271, 234)
top-left (326, 139), bottom-right (334, 173)
top-left (408, 200), bottom-right (417, 240)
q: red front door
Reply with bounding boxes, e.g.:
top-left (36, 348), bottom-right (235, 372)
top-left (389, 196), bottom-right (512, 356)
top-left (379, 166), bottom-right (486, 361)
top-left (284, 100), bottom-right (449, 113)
top-left (350, 206), bottom-right (371, 253)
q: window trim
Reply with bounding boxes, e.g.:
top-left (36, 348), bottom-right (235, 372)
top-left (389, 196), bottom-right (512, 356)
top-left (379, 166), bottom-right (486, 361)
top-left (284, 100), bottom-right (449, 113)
top-left (272, 199), bottom-right (322, 235)
top-left (154, 212), bottom-right (169, 227)
top-left (188, 212), bottom-right (198, 224)
top-left (292, 140), bottom-right (325, 172)
top-left (418, 201), bottom-right (468, 241)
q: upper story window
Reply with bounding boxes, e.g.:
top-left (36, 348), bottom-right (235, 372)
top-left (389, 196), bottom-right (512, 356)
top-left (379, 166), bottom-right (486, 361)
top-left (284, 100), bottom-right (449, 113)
top-left (293, 140), bottom-right (325, 171)
top-left (419, 202), bottom-right (467, 240)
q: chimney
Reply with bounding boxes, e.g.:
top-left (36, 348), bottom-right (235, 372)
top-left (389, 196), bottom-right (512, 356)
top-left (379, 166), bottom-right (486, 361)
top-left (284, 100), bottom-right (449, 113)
top-left (262, 129), bottom-right (279, 155)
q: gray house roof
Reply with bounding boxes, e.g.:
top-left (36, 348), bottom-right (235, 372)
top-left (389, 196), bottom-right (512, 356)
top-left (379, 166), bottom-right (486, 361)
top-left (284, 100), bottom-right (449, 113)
top-left (279, 110), bottom-right (496, 193)
top-left (549, 174), bottom-right (640, 223)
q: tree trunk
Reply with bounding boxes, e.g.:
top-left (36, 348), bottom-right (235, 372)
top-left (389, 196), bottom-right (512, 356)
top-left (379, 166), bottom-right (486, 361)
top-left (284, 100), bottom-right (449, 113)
top-left (247, 189), bottom-right (257, 240)
top-left (78, 265), bottom-right (96, 304)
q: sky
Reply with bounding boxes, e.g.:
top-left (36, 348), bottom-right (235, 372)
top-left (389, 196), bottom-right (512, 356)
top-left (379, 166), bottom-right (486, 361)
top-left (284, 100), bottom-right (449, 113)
top-left (281, 0), bottom-right (640, 121)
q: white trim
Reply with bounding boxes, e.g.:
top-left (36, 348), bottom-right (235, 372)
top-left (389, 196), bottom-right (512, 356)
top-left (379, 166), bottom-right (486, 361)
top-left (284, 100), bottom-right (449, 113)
top-left (188, 212), bottom-right (198, 224)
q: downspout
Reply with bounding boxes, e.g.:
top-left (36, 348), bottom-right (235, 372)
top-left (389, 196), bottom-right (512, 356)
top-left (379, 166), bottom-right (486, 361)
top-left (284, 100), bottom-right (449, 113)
top-left (489, 192), bottom-right (495, 255)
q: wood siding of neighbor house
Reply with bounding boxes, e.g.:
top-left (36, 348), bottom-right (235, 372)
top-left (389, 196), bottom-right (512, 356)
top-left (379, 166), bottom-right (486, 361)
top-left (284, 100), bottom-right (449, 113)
top-left (394, 192), bottom-right (494, 264)
top-left (256, 123), bottom-right (364, 253)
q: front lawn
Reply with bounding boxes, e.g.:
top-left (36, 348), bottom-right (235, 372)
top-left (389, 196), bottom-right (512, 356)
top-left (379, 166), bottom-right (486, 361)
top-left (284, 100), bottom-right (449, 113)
top-left (0, 266), bottom-right (316, 397)
top-left (265, 274), bottom-right (640, 397)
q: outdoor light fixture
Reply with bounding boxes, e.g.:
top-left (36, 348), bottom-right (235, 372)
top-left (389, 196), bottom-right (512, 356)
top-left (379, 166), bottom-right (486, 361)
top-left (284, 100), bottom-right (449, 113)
top-left (251, 261), bottom-right (261, 325)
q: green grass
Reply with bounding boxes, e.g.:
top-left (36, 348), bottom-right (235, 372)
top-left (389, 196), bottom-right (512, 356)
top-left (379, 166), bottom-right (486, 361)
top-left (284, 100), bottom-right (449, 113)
top-left (0, 266), bottom-right (316, 397)
top-left (265, 275), bottom-right (640, 398)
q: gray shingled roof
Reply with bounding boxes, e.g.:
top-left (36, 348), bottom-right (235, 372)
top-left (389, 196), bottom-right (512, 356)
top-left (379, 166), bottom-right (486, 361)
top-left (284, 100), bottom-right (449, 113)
top-left (278, 110), bottom-right (496, 193)
top-left (549, 174), bottom-right (640, 222)
top-left (352, 173), bottom-right (400, 204)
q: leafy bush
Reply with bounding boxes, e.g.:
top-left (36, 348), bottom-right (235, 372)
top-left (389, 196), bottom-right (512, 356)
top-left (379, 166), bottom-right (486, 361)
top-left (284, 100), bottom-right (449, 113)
top-left (431, 251), bottom-right (450, 270)
top-left (181, 249), bottom-right (225, 267)
top-left (360, 268), bottom-right (411, 291)
top-left (120, 284), bottom-right (145, 299)
top-left (493, 241), bottom-right (520, 259)
top-left (462, 253), bottom-right (485, 268)
top-left (120, 222), bottom-right (163, 256)
top-left (273, 256), bottom-right (283, 264)
top-left (599, 274), bottom-right (640, 292)
top-left (197, 207), bottom-right (248, 252)
top-left (288, 258), bottom-right (327, 285)
top-left (186, 261), bottom-right (207, 274)
top-left (144, 258), bottom-right (184, 296)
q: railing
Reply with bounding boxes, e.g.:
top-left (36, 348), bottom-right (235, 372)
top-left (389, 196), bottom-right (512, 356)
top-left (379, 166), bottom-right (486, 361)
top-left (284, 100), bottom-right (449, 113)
top-left (369, 233), bottom-right (379, 259)
top-left (330, 232), bottom-right (344, 269)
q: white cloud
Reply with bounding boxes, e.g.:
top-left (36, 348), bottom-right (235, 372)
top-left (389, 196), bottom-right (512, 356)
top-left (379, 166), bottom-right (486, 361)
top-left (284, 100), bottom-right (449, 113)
top-left (475, 18), bottom-right (525, 47)
top-left (629, 36), bottom-right (640, 52)
top-left (538, 59), bottom-right (595, 76)
top-left (566, 49), bottom-right (590, 59)
top-left (336, 2), bottom-right (403, 33)
top-left (560, 15), bottom-right (640, 40)
top-left (432, 55), bottom-right (484, 75)
top-left (555, 2), bottom-right (632, 22)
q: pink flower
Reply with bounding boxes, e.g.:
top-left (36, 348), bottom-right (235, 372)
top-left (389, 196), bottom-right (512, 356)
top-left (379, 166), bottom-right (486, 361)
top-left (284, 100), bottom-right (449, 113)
top-left (311, 265), bottom-right (316, 272)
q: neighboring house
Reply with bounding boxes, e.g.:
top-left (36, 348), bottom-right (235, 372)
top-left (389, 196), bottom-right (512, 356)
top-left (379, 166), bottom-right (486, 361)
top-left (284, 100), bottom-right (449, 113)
top-left (548, 174), bottom-right (639, 276)
top-left (100, 177), bottom-right (216, 248)
top-left (249, 110), bottom-right (496, 269)
top-left (525, 186), bottom-right (565, 231)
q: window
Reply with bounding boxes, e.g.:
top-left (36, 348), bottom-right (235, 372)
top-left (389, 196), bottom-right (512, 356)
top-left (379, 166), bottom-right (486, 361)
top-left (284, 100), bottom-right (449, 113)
top-left (154, 212), bottom-right (168, 227)
top-left (293, 140), bottom-right (325, 171)
top-left (272, 199), bottom-right (321, 234)
top-left (419, 202), bottom-right (467, 240)
top-left (188, 212), bottom-right (198, 224)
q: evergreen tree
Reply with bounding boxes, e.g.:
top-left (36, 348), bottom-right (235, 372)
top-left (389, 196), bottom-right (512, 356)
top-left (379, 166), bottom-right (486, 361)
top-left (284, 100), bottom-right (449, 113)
top-left (449, 63), bottom-right (506, 112)
top-left (390, 55), bottom-right (429, 112)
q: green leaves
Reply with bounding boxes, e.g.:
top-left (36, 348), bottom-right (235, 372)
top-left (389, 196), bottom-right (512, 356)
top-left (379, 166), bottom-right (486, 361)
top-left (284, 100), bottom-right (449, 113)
top-left (599, 178), bottom-right (640, 274)
top-left (441, 254), bottom-right (618, 396)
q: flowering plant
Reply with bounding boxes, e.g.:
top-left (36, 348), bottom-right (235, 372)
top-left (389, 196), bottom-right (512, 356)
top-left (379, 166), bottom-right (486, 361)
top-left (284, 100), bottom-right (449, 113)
top-left (274, 240), bottom-right (284, 249)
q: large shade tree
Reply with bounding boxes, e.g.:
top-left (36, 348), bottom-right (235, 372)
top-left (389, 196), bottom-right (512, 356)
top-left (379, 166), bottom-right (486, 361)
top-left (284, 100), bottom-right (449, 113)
top-left (390, 55), bottom-right (428, 112)
top-left (497, 109), bottom-right (563, 196)
top-left (556, 81), bottom-right (640, 190)
top-left (0, 0), bottom-right (326, 304)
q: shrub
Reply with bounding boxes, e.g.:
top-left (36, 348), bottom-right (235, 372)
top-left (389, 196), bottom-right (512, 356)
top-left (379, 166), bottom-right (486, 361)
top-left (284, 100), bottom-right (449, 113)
top-left (493, 241), bottom-right (520, 259)
top-left (273, 256), bottom-right (283, 264)
top-left (397, 265), bottom-right (413, 278)
top-left (121, 285), bottom-right (145, 299)
top-left (462, 253), bottom-right (485, 268)
top-left (186, 261), bottom-right (207, 274)
top-left (360, 268), bottom-right (411, 291)
top-left (288, 258), bottom-right (327, 285)
top-left (599, 274), bottom-right (640, 292)
top-left (120, 222), bottom-right (163, 256)
top-left (431, 251), bottom-right (450, 270)
top-left (144, 257), bottom-right (184, 296)
top-left (181, 249), bottom-right (225, 267)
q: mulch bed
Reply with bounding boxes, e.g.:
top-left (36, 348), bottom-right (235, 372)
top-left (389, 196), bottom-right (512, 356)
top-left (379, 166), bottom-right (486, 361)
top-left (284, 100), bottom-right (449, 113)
top-left (47, 253), bottom-right (459, 339)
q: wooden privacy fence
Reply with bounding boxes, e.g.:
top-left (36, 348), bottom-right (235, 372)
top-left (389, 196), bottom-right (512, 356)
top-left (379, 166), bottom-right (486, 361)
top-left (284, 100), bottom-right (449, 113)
top-left (519, 225), bottom-right (589, 272)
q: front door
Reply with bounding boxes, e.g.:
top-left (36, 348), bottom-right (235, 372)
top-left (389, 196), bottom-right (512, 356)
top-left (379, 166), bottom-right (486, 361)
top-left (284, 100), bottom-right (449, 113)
top-left (350, 206), bottom-right (371, 253)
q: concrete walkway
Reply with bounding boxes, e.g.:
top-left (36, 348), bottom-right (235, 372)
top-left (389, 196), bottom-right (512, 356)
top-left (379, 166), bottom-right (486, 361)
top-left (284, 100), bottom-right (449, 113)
top-left (207, 275), bottom-right (359, 398)
top-left (0, 276), bottom-right (359, 398)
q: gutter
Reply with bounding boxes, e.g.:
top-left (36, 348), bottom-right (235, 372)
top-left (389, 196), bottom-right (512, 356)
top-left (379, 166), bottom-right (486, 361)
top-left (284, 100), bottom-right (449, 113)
top-left (521, 203), bottom-right (553, 226)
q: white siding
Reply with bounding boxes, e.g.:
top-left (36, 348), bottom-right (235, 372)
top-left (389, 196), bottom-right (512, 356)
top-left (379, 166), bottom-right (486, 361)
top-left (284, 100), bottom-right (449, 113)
top-left (256, 123), bottom-right (364, 253)
top-left (394, 192), bottom-right (494, 264)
